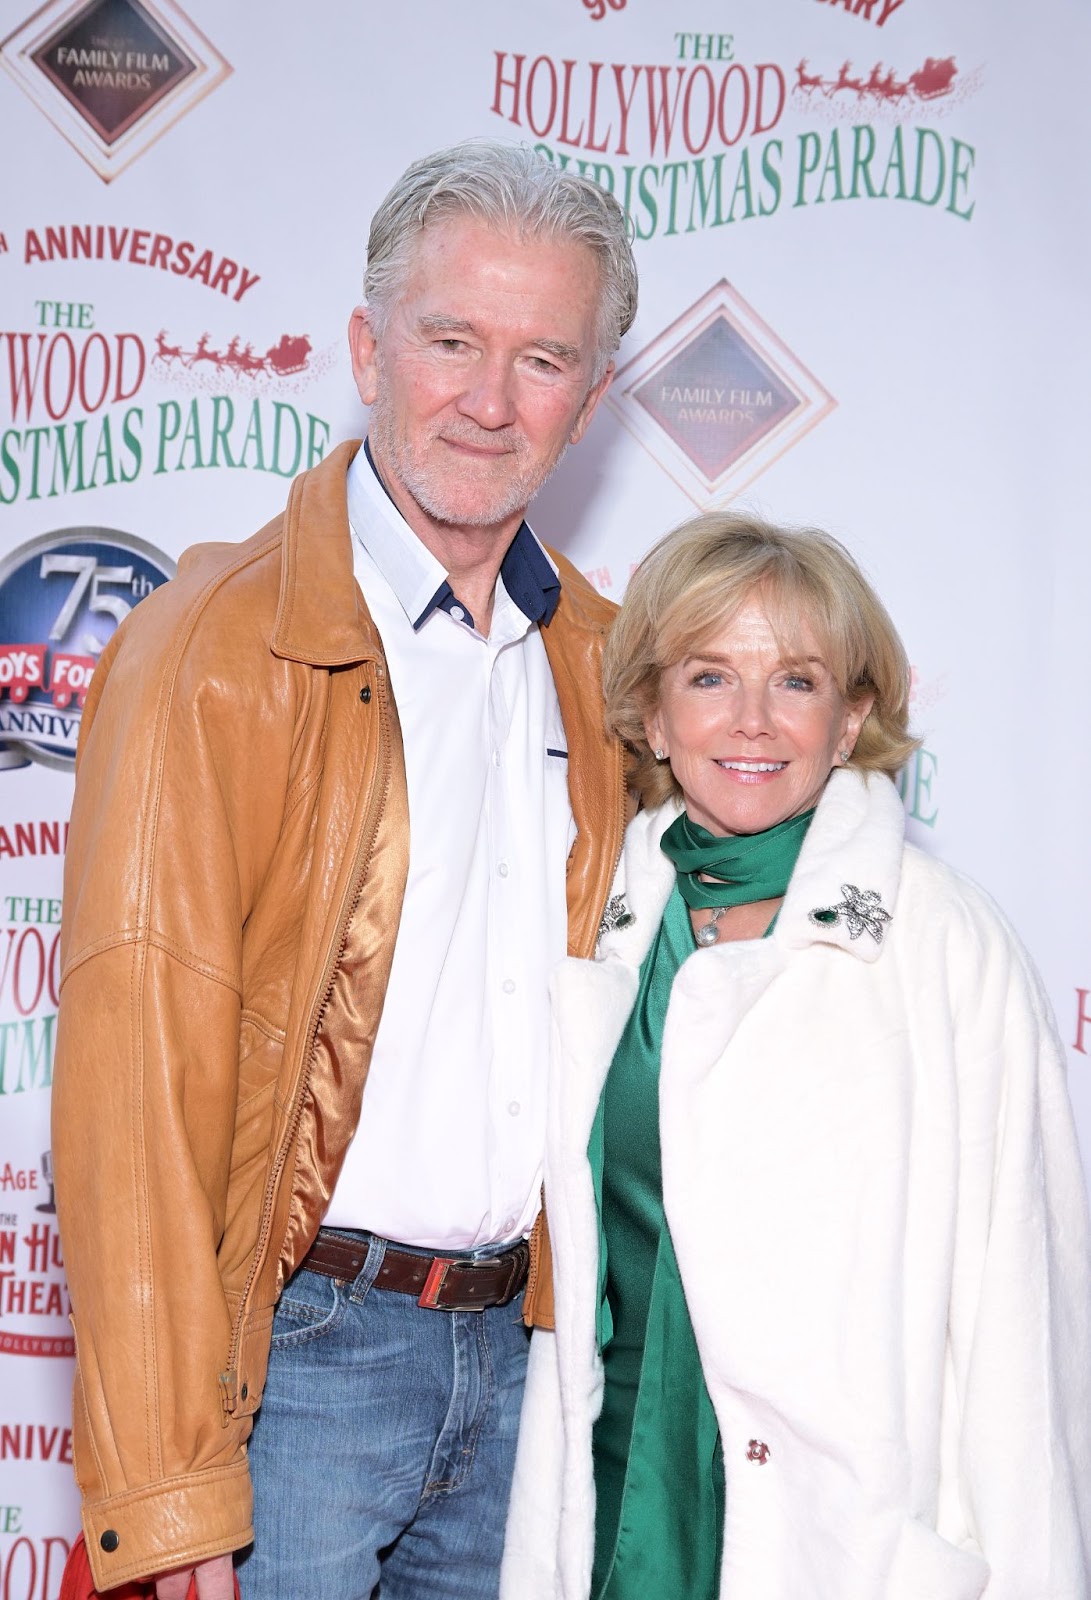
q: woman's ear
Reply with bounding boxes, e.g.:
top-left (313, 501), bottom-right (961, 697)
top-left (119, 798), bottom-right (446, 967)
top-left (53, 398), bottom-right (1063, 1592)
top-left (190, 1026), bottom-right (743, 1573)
top-left (643, 707), bottom-right (666, 760)
top-left (838, 693), bottom-right (876, 761)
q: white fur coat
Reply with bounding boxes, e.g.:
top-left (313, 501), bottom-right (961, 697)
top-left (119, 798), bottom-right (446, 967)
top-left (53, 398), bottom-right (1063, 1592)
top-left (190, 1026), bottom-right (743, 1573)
top-left (502, 770), bottom-right (1091, 1600)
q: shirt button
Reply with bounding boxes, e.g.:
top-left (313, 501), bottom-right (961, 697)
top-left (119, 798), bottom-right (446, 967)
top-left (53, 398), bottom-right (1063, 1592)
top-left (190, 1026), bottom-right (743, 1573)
top-left (502, 979), bottom-right (516, 994)
top-left (492, 750), bottom-right (502, 768)
top-left (508, 1101), bottom-right (521, 1116)
top-left (450, 605), bottom-right (465, 622)
top-left (498, 862), bottom-right (509, 878)
top-left (504, 1217), bottom-right (517, 1233)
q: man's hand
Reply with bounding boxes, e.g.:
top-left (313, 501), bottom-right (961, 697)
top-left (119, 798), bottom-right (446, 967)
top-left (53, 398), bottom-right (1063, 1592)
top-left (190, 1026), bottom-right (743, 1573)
top-left (155, 1553), bottom-right (236, 1599)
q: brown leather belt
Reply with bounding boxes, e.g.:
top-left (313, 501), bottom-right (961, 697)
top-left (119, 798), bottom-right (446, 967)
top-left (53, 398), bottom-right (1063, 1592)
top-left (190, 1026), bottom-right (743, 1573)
top-left (300, 1228), bottom-right (529, 1312)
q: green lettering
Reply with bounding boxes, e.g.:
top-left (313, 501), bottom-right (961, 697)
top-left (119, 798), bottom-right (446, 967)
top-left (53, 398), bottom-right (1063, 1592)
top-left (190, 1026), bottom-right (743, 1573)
top-left (49, 418), bottom-right (87, 496)
top-left (687, 152), bottom-right (725, 231)
top-left (880, 126), bottom-right (907, 199)
top-left (88, 413), bottom-right (116, 488)
top-left (120, 406), bottom-right (142, 482)
top-left (209, 396), bottom-right (237, 468)
top-left (726, 146), bottom-right (755, 222)
top-left (178, 399), bottom-right (206, 470)
top-left (795, 131), bottom-right (822, 207)
top-left (947, 138), bottom-right (975, 220)
top-left (0, 431), bottom-right (19, 503)
top-left (759, 139), bottom-right (782, 216)
top-left (156, 401), bottom-right (181, 473)
top-left (850, 124), bottom-right (878, 199)
top-left (912, 128), bottom-right (945, 206)
top-left (271, 402), bottom-right (302, 478)
top-left (239, 400), bottom-right (266, 472)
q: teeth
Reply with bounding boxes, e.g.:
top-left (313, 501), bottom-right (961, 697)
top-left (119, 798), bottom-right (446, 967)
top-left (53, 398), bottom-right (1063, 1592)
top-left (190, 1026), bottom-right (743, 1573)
top-left (718, 761), bottom-right (786, 772)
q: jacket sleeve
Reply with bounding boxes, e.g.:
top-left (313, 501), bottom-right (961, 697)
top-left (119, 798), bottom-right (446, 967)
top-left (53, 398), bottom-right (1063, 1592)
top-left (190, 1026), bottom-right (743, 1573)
top-left (948, 894), bottom-right (1091, 1596)
top-left (52, 581), bottom-right (297, 1589)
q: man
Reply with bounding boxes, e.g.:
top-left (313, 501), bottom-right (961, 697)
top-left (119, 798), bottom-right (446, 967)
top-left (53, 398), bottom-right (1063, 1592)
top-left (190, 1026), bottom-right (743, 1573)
top-left (52, 142), bottom-right (637, 1599)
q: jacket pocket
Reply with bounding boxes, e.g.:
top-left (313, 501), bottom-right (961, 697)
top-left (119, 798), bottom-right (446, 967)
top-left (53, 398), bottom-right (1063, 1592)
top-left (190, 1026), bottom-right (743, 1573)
top-left (887, 1517), bottom-right (989, 1600)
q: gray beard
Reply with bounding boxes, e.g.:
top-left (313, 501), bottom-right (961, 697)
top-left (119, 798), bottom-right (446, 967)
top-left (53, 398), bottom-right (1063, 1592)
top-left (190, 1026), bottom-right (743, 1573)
top-left (367, 391), bottom-right (568, 530)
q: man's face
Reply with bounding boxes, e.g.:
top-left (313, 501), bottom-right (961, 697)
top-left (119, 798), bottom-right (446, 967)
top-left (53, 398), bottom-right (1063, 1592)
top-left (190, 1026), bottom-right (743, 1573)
top-left (349, 215), bottom-right (614, 540)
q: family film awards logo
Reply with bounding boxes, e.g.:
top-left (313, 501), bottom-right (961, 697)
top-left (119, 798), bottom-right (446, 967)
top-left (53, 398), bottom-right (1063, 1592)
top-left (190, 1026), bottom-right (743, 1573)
top-left (1, 0), bottom-right (231, 182)
top-left (0, 527), bottom-right (174, 772)
top-left (606, 281), bottom-right (836, 507)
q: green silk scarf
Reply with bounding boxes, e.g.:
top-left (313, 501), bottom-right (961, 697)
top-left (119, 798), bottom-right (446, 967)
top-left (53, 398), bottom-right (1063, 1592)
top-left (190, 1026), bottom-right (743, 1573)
top-left (661, 806), bottom-right (816, 911)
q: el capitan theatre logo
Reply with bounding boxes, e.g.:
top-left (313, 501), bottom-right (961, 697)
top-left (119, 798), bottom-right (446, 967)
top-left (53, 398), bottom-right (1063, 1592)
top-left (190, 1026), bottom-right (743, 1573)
top-left (1, 0), bottom-right (231, 182)
top-left (607, 280), bottom-right (835, 507)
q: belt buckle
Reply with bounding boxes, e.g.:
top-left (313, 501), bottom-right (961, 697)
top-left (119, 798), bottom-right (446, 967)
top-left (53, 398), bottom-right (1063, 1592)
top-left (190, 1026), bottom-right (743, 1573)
top-left (417, 1256), bottom-right (457, 1310)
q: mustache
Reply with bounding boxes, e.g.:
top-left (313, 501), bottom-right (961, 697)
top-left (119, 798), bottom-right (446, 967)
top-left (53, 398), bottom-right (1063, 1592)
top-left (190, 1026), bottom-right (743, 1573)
top-left (435, 422), bottom-right (526, 455)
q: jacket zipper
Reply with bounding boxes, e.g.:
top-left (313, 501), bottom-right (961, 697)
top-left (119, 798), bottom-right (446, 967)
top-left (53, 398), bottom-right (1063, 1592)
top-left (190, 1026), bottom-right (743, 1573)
top-left (221, 662), bottom-right (393, 1414)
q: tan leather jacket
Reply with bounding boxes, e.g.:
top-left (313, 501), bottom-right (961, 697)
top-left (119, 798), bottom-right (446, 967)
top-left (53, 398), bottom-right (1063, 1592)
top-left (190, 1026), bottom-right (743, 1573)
top-left (52, 442), bottom-right (626, 1589)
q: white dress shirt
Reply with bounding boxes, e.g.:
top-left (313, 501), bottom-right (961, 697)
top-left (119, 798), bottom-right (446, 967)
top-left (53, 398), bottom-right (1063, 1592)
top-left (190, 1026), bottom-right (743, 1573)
top-left (323, 446), bottom-right (574, 1249)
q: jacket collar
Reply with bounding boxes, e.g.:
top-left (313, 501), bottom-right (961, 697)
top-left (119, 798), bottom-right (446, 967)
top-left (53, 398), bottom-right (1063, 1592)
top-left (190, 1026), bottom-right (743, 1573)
top-left (598, 768), bottom-right (906, 969)
top-left (271, 440), bottom-right (592, 666)
top-left (271, 440), bottom-right (384, 666)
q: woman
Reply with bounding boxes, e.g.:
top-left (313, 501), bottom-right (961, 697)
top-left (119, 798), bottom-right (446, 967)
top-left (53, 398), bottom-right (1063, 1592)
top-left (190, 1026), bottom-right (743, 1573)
top-left (501, 513), bottom-right (1091, 1600)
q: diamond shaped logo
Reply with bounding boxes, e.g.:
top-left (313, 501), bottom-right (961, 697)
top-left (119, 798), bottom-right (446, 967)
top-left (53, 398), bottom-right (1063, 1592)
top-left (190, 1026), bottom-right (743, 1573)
top-left (2, 0), bottom-right (231, 182)
top-left (608, 281), bottom-right (836, 507)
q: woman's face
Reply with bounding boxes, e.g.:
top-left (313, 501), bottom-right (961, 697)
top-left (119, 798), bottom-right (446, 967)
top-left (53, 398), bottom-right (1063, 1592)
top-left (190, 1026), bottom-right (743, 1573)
top-left (644, 596), bottom-right (873, 837)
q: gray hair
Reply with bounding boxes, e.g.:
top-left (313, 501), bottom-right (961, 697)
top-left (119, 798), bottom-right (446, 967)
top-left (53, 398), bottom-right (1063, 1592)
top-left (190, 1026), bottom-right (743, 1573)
top-left (364, 140), bottom-right (638, 381)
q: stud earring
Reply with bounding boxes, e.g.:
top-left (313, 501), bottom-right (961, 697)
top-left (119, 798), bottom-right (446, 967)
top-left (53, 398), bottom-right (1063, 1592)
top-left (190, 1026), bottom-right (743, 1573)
top-left (840, 750), bottom-right (851, 764)
top-left (654, 748), bottom-right (666, 761)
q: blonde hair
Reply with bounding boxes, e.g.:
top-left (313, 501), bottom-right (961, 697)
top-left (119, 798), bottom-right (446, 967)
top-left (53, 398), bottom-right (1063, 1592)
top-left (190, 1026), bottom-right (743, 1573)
top-left (604, 511), bottom-right (919, 808)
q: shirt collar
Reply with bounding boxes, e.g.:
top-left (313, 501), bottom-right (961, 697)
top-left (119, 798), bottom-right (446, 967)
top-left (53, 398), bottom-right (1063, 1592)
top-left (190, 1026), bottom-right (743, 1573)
top-left (347, 439), bottom-right (561, 632)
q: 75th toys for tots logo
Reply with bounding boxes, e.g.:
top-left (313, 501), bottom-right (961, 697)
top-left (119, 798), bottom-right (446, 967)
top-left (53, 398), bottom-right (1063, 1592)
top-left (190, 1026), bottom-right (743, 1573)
top-left (0, 0), bottom-right (231, 181)
top-left (0, 527), bottom-right (174, 772)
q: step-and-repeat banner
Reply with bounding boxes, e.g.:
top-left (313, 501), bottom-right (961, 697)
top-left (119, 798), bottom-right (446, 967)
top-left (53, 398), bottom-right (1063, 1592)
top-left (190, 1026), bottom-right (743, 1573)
top-left (0, 0), bottom-right (1087, 1588)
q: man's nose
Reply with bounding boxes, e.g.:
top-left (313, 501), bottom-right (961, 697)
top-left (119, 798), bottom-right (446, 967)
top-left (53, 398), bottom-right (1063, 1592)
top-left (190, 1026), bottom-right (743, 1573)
top-left (456, 357), bottom-right (517, 430)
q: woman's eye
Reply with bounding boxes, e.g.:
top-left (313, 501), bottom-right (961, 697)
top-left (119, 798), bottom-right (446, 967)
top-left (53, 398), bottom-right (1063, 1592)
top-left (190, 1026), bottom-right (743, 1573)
top-left (691, 671), bottom-right (722, 688)
top-left (783, 674), bottom-right (814, 691)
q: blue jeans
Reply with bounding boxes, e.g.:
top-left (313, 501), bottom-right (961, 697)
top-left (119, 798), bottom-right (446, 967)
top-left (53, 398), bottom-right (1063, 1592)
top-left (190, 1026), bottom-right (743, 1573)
top-left (237, 1234), bottom-right (529, 1600)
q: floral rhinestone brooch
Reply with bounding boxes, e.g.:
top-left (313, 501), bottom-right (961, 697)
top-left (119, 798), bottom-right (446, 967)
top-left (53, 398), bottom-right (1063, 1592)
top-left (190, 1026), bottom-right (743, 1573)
top-left (598, 895), bottom-right (635, 941)
top-left (809, 884), bottom-right (891, 944)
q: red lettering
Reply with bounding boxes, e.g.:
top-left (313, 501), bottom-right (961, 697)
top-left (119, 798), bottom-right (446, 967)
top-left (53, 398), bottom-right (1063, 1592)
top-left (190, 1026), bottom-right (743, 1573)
top-left (43, 332), bottom-right (75, 421)
top-left (77, 331), bottom-right (110, 413)
top-left (491, 50), bottom-right (525, 122)
top-left (526, 55), bottom-right (559, 137)
top-left (717, 63), bottom-right (751, 146)
top-left (13, 928), bottom-right (45, 1016)
top-left (682, 64), bottom-right (715, 154)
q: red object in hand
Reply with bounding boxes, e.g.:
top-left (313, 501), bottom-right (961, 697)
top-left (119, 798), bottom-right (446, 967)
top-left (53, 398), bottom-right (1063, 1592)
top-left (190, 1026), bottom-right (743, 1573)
top-left (60, 1533), bottom-right (241, 1600)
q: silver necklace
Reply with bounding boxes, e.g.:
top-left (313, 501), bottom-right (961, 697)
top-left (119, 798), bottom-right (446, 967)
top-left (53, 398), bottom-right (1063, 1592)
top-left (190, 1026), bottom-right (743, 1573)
top-left (694, 905), bottom-right (727, 947)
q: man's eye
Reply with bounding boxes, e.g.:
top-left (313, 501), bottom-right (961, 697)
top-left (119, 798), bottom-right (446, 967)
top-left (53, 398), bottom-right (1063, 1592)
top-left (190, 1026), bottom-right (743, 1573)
top-left (437, 339), bottom-right (465, 353)
top-left (529, 356), bottom-right (561, 373)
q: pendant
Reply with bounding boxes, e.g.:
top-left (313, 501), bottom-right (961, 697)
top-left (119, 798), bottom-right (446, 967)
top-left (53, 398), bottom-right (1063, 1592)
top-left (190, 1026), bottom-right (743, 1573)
top-left (695, 906), bottom-right (726, 946)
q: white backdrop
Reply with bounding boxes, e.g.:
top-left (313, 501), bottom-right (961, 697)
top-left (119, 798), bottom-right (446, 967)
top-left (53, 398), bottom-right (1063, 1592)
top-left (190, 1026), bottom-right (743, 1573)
top-left (1, 1), bottom-right (1088, 1588)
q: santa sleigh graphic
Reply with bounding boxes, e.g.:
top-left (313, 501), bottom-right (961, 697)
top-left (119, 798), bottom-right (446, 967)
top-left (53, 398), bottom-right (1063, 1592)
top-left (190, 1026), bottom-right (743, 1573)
top-left (265, 333), bottom-right (312, 375)
top-left (154, 331), bottom-right (313, 377)
top-left (908, 57), bottom-right (958, 99)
